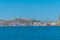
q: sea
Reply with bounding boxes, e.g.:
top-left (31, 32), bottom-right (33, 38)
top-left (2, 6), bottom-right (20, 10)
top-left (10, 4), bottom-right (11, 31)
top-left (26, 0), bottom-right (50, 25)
top-left (0, 26), bottom-right (60, 40)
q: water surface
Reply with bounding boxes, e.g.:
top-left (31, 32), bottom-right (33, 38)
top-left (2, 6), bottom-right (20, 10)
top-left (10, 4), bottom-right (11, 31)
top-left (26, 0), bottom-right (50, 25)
top-left (0, 26), bottom-right (60, 40)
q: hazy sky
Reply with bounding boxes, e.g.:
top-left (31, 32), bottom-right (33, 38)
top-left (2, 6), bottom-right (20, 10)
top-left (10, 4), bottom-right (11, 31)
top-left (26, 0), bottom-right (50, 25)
top-left (0, 0), bottom-right (60, 21)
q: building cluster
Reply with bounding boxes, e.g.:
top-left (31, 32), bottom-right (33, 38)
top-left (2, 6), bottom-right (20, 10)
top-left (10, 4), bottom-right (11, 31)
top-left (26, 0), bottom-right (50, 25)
top-left (33, 15), bottom-right (60, 26)
top-left (0, 16), bottom-right (60, 26)
top-left (33, 21), bottom-right (56, 26)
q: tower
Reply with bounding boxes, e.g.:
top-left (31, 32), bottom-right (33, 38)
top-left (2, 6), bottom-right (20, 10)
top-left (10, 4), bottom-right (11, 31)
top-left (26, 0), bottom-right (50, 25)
top-left (57, 15), bottom-right (60, 26)
top-left (58, 15), bottom-right (60, 23)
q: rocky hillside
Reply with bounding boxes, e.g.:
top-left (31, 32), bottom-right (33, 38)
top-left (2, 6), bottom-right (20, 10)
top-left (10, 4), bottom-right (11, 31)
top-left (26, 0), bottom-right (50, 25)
top-left (0, 18), bottom-right (40, 26)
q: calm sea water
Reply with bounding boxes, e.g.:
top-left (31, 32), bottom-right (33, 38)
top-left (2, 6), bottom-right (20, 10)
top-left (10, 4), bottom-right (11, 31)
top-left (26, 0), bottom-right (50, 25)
top-left (0, 26), bottom-right (60, 40)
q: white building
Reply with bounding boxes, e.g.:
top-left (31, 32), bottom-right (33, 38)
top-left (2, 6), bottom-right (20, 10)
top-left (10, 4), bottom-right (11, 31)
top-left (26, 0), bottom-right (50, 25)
top-left (33, 22), bottom-right (47, 26)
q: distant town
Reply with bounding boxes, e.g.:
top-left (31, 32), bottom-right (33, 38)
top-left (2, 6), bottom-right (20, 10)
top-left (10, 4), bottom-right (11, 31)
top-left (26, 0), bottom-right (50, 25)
top-left (0, 16), bottom-right (60, 26)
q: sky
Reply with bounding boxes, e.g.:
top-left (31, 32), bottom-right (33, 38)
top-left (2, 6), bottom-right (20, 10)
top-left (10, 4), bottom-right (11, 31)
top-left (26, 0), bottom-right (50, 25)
top-left (0, 0), bottom-right (60, 21)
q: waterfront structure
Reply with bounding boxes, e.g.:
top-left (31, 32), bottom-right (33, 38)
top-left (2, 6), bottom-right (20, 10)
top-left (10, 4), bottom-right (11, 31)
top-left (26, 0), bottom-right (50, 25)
top-left (47, 22), bottom-right (56, 26)
top-left (33, 22), bottom-right (48, 26)
top-left (0, 17), bottom-right (59, 26)
top-left (40, 22), bottom-right (48, 26)
top-left (33, 22), bottom-right (41, 26)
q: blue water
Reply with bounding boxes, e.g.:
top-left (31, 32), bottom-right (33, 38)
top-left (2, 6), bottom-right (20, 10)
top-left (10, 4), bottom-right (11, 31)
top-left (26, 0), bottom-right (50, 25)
top-left (0, 26), bottom-right (60, 40)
